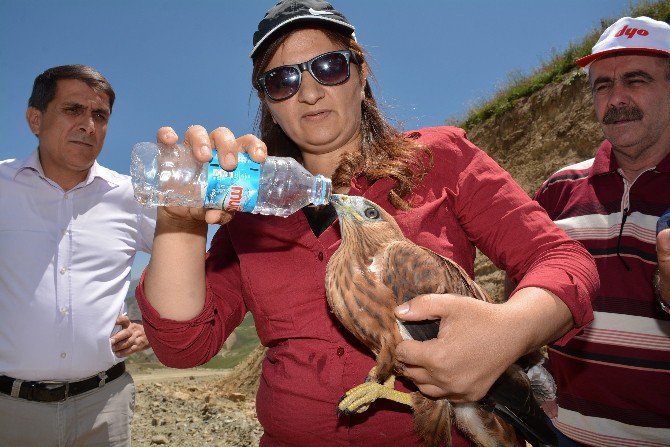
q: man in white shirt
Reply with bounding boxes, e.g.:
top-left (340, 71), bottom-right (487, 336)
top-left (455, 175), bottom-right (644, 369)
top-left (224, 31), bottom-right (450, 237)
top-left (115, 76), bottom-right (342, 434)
top-left (0, 65), bottom-right (156, 446)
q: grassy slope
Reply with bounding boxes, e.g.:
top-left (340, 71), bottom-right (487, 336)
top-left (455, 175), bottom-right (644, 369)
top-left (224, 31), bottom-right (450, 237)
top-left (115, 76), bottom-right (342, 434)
top-left (201, 313), bottom-right (260, 369)
top-left (125, 281), bottom-right (260, 370)
top-left (458, 0), bottom-right (670, 131)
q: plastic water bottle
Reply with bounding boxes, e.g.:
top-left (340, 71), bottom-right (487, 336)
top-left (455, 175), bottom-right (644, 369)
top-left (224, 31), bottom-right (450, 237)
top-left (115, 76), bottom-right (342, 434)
top-left (130, 142), bottom-right (332, 217)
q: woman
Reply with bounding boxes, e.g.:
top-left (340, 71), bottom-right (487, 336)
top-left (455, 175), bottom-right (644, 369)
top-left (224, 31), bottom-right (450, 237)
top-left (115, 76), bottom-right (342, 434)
top-left (136, 1), bottom-right (598, 445)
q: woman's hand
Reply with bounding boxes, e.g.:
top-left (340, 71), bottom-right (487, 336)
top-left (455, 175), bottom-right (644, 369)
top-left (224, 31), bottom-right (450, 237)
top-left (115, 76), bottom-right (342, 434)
top-left (394, 294), bottom-right (519, 402)
top-left (156, 125), bottom-right (268, 226)
top-left (143, 125), bottom-right (268, 321)
top-left (394, 287), bottom-right (572, 402)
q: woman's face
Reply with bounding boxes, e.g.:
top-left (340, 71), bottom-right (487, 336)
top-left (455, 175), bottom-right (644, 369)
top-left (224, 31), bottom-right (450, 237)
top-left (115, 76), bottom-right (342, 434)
top-left (262, 28), bottom-right (367, 158)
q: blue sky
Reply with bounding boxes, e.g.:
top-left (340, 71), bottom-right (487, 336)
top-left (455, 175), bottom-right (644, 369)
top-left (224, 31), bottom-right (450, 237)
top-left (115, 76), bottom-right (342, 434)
top-left (0, 0), bottom-right (640, 275)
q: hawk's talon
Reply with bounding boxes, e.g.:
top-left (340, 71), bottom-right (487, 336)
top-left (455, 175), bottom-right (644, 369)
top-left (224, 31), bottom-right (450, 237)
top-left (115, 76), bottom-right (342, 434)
top-left (337, 373), bottom-right (412, 415)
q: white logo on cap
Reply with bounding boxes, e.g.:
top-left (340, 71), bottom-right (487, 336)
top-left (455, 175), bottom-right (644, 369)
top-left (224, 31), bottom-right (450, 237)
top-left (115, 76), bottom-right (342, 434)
top-left (309, 8), bottom-right (334, 16)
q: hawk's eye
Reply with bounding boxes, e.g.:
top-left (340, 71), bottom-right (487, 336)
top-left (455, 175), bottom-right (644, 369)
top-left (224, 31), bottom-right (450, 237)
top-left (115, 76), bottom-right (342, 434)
top-left (364, 207), bottom-right (380, 219)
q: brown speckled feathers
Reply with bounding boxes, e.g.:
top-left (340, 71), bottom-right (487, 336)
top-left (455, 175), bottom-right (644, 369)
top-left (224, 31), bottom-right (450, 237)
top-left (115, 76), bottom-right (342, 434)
top-left (325, 194), bottom-right (556, 447)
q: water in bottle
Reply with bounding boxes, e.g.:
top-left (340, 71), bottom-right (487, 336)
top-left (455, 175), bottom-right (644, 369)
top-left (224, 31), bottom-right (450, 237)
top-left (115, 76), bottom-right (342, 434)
top-left (130, 142), bottom-right (332, 217)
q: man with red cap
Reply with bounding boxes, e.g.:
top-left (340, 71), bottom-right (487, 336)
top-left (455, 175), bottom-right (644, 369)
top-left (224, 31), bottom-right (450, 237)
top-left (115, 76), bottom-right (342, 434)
top-left (533, 16), bottom-right (670, 446)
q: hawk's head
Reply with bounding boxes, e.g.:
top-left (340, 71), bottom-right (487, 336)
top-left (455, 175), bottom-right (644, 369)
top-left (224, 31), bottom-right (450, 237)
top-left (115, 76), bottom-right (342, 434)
top-left (330, 194), bottom-right (405, 249)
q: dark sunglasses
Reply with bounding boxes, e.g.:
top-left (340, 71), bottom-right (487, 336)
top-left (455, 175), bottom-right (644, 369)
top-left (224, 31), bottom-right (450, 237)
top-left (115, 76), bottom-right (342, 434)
top-left (257, 50), bottom-right (359, 101)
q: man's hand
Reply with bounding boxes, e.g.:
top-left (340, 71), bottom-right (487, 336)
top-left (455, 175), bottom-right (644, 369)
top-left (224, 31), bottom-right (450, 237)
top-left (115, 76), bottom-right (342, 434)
top-left (656, 228), bottom-right (670, 306)
top-left (111, 314), bottom-right (150, 357)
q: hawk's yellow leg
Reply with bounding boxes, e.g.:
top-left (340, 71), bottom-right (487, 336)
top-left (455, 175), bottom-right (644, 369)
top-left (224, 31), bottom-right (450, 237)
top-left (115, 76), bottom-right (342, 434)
top-left (337, 367), bottom-right (412, 414)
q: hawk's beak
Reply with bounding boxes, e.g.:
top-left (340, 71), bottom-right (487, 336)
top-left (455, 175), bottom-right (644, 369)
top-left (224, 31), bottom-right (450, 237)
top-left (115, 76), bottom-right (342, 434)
top-left (330, 194), bottom-right (363, 222)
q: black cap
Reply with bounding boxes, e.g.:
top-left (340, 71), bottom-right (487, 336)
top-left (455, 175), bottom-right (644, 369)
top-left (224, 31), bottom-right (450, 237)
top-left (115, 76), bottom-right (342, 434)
top-left (250, 0), bottom-right (356, 58)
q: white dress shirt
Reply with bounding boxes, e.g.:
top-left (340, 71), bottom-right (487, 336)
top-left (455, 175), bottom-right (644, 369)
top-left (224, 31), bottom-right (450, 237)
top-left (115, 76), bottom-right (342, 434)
top-left (0, 151), bottom-right (156, 381)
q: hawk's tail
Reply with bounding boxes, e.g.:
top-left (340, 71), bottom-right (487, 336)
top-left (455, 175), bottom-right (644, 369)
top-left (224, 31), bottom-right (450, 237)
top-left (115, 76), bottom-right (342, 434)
top-left (411, 392), bottom-right (451, 447)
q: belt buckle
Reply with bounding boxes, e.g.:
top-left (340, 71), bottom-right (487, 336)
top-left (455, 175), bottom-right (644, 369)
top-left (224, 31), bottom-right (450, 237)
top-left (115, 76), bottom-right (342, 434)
top-left (39, 381), bottom-right (69, 402)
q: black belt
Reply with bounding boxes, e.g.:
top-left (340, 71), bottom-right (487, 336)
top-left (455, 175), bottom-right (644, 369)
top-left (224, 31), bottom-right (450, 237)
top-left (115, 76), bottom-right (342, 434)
top-left (0, 362), bottom-right (125, 403)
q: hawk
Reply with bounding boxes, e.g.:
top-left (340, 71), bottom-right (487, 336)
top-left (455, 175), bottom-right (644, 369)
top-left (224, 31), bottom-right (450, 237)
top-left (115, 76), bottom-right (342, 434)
top-left (325, 194), bottom-right (557, 447)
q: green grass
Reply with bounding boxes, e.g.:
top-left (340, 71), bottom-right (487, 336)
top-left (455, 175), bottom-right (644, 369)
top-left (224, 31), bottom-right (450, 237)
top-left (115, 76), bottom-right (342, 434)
top-left (201, 312), bottom-right (261, 369)
top-left (458, 0), bottom-right (670, 131)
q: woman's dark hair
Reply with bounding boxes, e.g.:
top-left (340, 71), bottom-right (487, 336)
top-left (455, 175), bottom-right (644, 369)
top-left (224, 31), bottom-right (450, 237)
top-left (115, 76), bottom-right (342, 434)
top-left (28, 64), bottom-right (115, 112)
top-left (251, 28), bottom-right (431, 210)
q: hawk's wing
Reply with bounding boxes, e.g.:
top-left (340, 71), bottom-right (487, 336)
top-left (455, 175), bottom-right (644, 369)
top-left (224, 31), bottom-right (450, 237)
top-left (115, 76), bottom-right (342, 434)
top-left (379, 240), bottom-right (492, 341)
top-left (380, 240), bottom-right (557, 447)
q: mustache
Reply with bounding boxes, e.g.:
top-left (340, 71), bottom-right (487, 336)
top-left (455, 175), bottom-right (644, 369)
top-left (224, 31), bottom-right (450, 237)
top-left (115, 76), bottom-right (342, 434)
top-left (602, 106), bottom-right (643, 124)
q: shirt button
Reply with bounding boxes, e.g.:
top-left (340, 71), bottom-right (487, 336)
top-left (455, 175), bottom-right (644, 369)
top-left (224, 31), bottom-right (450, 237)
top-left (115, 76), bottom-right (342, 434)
top-left (60, 307), bottom-right (69, 316)
top-left (318, 252), bottom-right (324, 261)
top-left (59, 267), bottom-right (67, 275)
top-left (336, 347), bottom-right (345, 357)
top-left (60, 352), bottom-right (67, 359)
top-left (63, 194), bottom-right (68, 200)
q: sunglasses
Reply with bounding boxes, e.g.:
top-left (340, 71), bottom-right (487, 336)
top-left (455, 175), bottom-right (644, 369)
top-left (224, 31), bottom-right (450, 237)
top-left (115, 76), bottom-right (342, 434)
top-left (257, 50), bottom-right (359, 101)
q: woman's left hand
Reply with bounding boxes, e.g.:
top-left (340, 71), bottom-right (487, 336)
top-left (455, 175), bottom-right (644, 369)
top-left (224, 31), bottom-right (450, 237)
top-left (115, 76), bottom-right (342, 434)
top-left (394, 287), bottom-right (572, 403)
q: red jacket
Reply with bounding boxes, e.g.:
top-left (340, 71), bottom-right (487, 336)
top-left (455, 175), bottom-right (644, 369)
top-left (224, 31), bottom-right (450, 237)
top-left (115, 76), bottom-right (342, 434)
top-left (137, 126), bottom-right (597, 446)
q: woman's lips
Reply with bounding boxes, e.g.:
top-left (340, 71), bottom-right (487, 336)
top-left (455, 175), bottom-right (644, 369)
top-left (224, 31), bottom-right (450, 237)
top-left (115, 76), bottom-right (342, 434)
top-left (303, 110), bottom-right (331, 121)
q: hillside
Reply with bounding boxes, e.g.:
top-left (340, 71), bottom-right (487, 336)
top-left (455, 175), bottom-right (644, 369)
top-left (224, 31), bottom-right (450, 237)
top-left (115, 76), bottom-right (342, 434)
top-left (125, 280), bottom-right (260, 369)
top-left (470, 70), bottom-right (603, 300)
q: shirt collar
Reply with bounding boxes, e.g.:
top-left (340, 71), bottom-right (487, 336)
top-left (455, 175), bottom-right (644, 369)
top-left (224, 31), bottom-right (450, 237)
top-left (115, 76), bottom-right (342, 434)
top-left (588, 140), bottom-right (618, 177)
top-left (14, 149), bottom-right (46, 179)
top-left (656, 149), bottom-right (670, 173)
top-left (589, 139), bottom-right (670, 177)
top-left (13, 149), bottom-right (121, 188)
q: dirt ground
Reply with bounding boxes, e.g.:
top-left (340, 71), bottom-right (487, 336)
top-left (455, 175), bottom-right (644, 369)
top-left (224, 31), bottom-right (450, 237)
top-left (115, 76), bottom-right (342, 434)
top-left (129, 365), bottom-right (262, 447)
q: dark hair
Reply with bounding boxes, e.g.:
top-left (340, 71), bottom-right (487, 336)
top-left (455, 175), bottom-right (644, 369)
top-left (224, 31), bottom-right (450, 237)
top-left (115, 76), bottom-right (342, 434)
top-left (28, 64), bottom-right (115, 112)
top-left (251, 27), bottom-right (431, 210)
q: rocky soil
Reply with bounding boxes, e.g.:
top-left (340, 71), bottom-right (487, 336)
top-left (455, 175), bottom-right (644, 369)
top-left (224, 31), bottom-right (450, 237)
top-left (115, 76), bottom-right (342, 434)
top-left (130, 346), bottom-right (266, 447)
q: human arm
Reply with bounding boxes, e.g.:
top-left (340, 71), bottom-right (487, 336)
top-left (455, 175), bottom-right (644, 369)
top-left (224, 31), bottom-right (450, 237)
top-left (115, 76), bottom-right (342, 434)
top-left (136, 125), bottom-right (266, 367)
top-left (143, 125), bottom-right (267, 320)
top-left (394, 287), bottom-right (571, 401)
top-left (110, 314), bottom-right (150, 357)
top-left (393, 130), bottom-right (598, 401)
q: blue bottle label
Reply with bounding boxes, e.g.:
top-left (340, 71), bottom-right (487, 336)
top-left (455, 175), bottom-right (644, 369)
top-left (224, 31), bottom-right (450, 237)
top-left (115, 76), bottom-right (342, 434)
top-left (204, 151), bottom-right (261, 212)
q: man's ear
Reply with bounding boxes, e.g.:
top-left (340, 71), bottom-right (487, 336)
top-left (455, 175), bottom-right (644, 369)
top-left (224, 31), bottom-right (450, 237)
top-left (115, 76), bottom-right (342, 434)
top-left (26, 107), bottom-right (42, 137)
